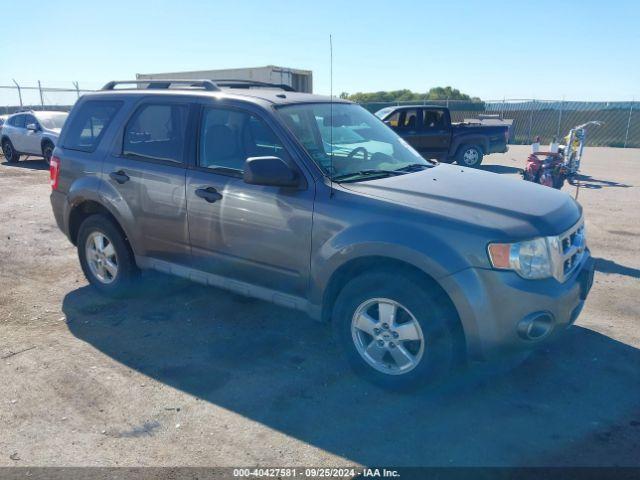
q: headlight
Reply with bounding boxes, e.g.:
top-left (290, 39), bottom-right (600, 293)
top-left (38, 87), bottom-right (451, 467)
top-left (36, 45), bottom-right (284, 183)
top-left (488, 237), bottom-right (552, 279)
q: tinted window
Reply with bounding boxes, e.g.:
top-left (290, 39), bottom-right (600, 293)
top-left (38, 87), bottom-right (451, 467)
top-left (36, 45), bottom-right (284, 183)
top-left (385, 111), bottom-right (399, 127)
top-left (422, 109), bottom-right (446, 129)
top-left (12, 115), bottom-right (26, 128)
top-left (123, 104), bottom-right (189, 163)
top-left (398, 109), bottom-right (418, 129)
top-left (199, 107), bottom-right (285, 173)
top-left (24, 114), bottom-right (37, 128)
top-left (63, 100), bottom-right (122, 152)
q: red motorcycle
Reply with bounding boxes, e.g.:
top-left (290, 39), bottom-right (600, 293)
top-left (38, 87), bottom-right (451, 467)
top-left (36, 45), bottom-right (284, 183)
top-left (522, 151), bottom-right (567, 189)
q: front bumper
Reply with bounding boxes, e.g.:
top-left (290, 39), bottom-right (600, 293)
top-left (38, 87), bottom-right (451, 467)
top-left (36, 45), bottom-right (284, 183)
top-left (441, 252), bottom-right (594, 361)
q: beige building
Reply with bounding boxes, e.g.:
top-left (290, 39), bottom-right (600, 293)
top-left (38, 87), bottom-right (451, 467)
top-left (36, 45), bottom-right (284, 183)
top-left (136, 65), bottom-right (313, 93)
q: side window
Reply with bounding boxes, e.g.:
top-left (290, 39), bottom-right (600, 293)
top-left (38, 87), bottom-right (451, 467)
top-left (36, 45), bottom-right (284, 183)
top-left (123, 103), bottom-right (189, 163)
top-left (398, 109), bottom-right (418, 130)
top-left (423, 109), bottom-right (446, 130)
top-left (199, 107), bottom-right (286, 173)
top-left (13, 115), bottom-right (26, 129)
top-left (385, 111), bottom-right (399, 127)
top-left (24, 115), bottom-right (37, 129)
top-left (63, 100), bottom-right (122, 152)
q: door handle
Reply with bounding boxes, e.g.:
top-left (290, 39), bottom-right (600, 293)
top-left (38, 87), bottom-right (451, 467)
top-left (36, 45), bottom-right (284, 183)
top-left (109, 170), bottom-right (130, 184)
top-left (195, 187), bottom-right (223, 203)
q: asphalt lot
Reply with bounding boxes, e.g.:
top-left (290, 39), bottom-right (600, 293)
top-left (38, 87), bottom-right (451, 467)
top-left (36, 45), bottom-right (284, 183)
top-left (0, 145), bottom-right (638, 467)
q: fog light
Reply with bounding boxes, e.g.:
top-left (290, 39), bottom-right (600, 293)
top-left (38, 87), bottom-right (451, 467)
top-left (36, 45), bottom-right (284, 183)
top-left (517, 312), bottom-right (554, 340)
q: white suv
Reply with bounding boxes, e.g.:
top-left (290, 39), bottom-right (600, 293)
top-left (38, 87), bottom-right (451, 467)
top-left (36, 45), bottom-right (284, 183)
top-left (1, 110), bottom-right (68, 165)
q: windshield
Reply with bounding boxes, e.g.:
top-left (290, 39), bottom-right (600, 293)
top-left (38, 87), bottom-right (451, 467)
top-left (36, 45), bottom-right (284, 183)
top-left (36, 112), bottom-right (68, 129)
top-left (277, 103), bottom-right (432, 181)
top-left (374, 107), bottom-right (394, 119)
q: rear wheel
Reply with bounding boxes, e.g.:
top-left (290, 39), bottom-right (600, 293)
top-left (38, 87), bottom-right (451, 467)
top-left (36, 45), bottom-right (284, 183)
top-left (42, 141), bottom-right (54, 166)
top-left (333, 272), bottom-right (456, 390)
top-left (77, 214), bottom-right (139, 297)
top-left (2, 139), bottom-right (20, 163)
top-left (456, 145), bottom-right (483, 168)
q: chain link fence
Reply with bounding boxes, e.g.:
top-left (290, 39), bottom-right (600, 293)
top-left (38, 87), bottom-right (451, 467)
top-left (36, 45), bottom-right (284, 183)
top-left (1, 82), bottom-right (638, 148)
top-left (360, 99), bottom-right (638, 148)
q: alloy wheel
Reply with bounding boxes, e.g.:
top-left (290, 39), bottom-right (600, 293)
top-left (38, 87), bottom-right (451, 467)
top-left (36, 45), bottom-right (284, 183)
top-left (351, 298), bottom-right (425, 375)
top-left (462, 148), bottom-right (479, 166)
top-left (85, 231), bottom-right (119, 284)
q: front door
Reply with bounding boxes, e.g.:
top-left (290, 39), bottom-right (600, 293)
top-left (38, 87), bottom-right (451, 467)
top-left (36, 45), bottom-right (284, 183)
top-left (104, 100), bottom-right (192, 265)
top-left (186, 104), bottom-right (314, 297)
top-left (23, 114), bottom-right (42, 155)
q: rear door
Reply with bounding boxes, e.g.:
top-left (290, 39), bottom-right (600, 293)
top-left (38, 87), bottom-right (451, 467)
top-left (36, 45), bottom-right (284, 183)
top-left (185, 102), bottom-right (314, 297)
top-left (417, 108), bottom-right (451, 159)
top-left (103, 98), bottom-right (192, 265)
top-left (8, 114), bottom-right (27, 151)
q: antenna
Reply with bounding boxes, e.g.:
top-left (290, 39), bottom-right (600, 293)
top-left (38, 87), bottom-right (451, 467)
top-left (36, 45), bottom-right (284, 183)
top-left (329, 34), bottom-right (334, 197)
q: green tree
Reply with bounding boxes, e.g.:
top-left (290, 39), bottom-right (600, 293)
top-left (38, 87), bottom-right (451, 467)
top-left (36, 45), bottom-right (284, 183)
top-left (342, 86), bottom-right (482, 103)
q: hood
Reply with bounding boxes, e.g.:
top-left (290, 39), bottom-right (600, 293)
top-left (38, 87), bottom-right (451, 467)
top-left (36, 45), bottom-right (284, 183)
top-left (45, 128), bottom-right (62, 135)
top-left (341, 163), bottom-right (581, 239)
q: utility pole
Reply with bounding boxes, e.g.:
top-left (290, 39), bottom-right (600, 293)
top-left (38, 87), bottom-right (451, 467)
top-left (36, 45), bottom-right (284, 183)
top-left (12, 79), bottom-right (23, 108)
top-left (38, 81), bottom-right (45, 108)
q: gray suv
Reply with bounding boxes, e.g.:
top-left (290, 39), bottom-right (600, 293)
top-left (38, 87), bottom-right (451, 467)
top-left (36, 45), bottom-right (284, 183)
top-left (50, 80), bottom-right (594, 389)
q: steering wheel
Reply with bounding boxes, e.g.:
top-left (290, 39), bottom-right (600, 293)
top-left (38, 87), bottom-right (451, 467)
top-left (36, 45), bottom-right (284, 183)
top-left (347, 146), bottom-right (369, 162)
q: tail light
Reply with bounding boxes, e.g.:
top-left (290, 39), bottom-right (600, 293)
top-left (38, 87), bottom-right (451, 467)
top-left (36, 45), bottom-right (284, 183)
top-left (50, 156), bottom-right (60, 190)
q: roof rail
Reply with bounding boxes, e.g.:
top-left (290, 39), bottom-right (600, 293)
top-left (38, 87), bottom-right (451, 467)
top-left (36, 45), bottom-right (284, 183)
top-left (101, 79), bottom-right (220, 91)
top-left (213, 79), bottom-right (296, 92)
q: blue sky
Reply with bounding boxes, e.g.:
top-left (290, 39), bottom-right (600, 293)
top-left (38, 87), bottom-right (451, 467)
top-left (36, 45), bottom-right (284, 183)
top-left (2, 0), bottom-right (639, 102)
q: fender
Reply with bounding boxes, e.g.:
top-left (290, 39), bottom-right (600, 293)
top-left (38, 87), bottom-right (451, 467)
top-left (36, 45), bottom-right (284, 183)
top-left (309, 220), bottom-right (471, 307)
top-left (66, 176), bottom-right (140, 256)
top-left (450, 134), bottom-right (489, 157)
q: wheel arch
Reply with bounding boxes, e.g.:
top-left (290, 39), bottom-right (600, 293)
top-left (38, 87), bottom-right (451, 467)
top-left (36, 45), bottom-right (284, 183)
top-left (452, 138), bottom-right (488, 157)
top-left (321, 255), bottom-right (467, 361)
top-left (68, 199), bottom-right (130, 250)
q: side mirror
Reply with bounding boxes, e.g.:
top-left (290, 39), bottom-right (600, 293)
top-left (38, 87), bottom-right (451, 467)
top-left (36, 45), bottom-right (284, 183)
top-left (383, 120), bottom-right (392, 126)
top-left (243, 156), bottom-right (300, 188)
top-left (26, 123), bottom-right (38, 131)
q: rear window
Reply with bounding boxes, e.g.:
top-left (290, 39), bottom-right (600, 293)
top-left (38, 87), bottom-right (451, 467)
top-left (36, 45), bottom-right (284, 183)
top-left (63, 100), bottom-right (122, 153)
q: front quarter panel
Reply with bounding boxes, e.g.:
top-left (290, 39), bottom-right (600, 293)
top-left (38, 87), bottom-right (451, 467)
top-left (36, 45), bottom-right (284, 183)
top-left (309, 184), bottom-right (476, 306)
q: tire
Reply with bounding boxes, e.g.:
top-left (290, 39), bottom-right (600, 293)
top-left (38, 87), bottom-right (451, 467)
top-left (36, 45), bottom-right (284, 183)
top-left (332, 271), bottom-right (456, 390)
top-left (42, 141), bottom-right (54, 166)
top-left (455, 144), bottom-right (483, 168)
top-left (77, 214), bottom-right (139, 297)
top-left (2, 139), bottom-right (20, 163)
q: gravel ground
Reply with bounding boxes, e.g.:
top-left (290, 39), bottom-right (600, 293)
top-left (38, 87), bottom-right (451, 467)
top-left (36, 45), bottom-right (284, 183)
top-left (0, 145), bottom-right (638, 467)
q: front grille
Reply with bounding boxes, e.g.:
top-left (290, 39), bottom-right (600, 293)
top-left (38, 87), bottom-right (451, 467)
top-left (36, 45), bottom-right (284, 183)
top-left (550, 219), bottom-right (586, 282)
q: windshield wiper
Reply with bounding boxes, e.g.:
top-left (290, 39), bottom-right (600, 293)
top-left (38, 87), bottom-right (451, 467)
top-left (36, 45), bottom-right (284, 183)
top-left (331, 169), bottom-right (405, 183)
top-left (393, 163), bottom-right (433, 172)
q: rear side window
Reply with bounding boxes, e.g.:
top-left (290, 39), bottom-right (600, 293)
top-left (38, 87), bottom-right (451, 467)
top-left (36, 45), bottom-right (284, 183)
top-left (11, 115), bottom-right (26, 128)
top-left (123, 103), bottom-right (189, 163)
top-left (63, 100), bottom-right (122, 153)
top-left (422, 109), bottom-right (446, 129)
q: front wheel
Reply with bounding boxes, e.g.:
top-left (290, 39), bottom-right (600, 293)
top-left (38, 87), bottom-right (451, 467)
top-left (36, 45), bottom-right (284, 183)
top-left (456, 145), bottom-right (483, 168)
top-left (77, 214), bottom-right (139, 297)
top-left (332, 272), bottom-right (456, 390)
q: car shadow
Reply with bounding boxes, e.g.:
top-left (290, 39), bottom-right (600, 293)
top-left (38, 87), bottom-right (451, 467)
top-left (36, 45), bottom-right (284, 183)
top-left (63, 280), bottom-right (640, 466)
top-left (480, 164), bottom-right (523, 174)
top-left (1, 157), bottom-right (49, 170)
top-left (594, 257), bottom-right (640, 279)
top-left (569, 174), bottom-right (632, 189)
